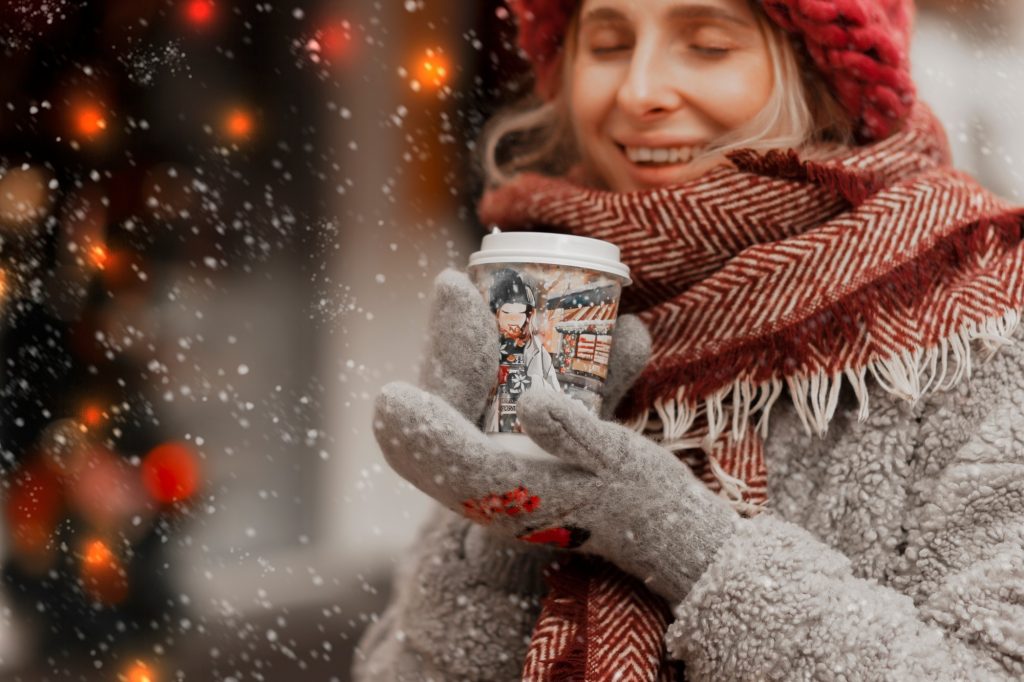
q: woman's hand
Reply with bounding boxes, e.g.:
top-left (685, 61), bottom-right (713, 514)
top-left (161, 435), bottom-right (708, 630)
top-left (374, 269), bottom-right (739, 604)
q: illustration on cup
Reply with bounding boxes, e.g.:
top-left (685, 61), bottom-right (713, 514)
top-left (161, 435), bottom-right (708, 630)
top-left (477, 264), bottom-right (623, 434)
top-left (484, 268), bottom-right (562, 433)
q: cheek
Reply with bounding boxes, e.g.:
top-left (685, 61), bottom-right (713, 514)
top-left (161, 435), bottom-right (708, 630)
top-left (698, 59), bottom-right (774, 127)
top-left (570, 65), bottom-right (616, 138)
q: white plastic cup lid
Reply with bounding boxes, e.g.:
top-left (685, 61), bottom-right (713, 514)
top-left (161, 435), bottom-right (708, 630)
top-left (468, 227), bottom-right (631, 285)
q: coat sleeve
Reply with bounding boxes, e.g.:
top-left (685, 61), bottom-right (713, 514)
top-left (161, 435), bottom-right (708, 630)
top-left (352, 505), bottom-right (553, 682)
top-left (665, 343), bottom-right (1024, 681)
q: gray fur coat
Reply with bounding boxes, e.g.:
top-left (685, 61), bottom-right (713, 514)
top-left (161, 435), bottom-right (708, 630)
top-left (353, 320), bottom-right (1024, 681)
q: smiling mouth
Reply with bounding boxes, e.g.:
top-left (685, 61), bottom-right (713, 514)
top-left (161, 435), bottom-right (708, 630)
top-left (616, 143), bottom-right (707, 167)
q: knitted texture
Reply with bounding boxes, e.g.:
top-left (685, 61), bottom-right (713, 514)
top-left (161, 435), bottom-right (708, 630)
top-left (507, 0), bottom-right (576, 99)
top-left (506, 0), bottom-right (916, 142)
top-left (523, 557), bottom-right (687, 681)
top-left (479, 101), bottom-right (1024, 437)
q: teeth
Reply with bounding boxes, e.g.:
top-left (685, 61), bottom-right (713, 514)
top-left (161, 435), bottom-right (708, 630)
top-left (631, 147), bottom-right (653, 162)
top-left (625, 145), bottom-right (704, 165)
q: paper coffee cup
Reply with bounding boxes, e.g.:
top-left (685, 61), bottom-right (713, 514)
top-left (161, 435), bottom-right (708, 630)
top-left (468, 228), bottom-right (631, 459)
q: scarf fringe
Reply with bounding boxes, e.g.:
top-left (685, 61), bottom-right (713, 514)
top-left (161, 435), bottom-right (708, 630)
top-left (630, 307), bottom-right (1021, 444)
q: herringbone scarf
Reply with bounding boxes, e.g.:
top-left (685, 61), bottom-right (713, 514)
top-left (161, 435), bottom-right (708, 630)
top-left (477, 102), bottom-right (1024, 681)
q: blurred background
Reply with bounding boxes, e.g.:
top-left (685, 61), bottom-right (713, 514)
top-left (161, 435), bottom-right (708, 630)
top-left (0, 1), bottom-right (1019, 680)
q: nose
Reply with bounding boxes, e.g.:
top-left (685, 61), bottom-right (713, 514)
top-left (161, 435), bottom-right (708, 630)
top-left (616, 39), bottom-right (682, 119)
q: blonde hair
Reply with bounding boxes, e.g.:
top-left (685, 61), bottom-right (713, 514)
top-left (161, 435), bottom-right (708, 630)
top-left (480, 1), bottom-right (854, 188)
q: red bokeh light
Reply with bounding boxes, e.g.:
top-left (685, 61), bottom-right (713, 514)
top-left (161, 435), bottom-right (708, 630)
top-left (318, 21), bottom-right (354, 61)
top-left (320, 25), bottom-right (348, 55)
top-left (184, 0), bottom-right (215, 26)
top-left (306, 18), bottom-right (359, 67)
top-left (141, 442), bottom-right (200, 504)
top-left (74, 104), bottom-right (107, 138)
top-left (82, 404), bottom-right (104, 428)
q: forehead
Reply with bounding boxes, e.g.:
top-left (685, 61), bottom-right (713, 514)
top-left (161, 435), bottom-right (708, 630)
top-left (579, 0), bottom-right (755, 27)
top-left (499, 303), bottom-right (529, 314)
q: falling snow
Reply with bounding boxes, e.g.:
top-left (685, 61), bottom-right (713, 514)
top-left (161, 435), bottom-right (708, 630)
top-left (0, 1), bottom-right (1020, 680)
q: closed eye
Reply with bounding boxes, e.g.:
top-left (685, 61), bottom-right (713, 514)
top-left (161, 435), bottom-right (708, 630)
top-left (691, 45), bottom-right (731, 56)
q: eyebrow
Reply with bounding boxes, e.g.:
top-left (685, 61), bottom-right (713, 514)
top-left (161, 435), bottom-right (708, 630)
top-left (580, 3), bottom-right (752, 28)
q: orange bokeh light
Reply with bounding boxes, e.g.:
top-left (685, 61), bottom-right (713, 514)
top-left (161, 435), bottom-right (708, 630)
top-left (124, 661), bottom-right (156, 682)
top-left (74, 105), bottom-right (107, 138)
top-left (413, 49), bottom-right (450, 91)
top-left (81, 538), bottom-right (128, 604)
top-left (184, 0), bottom-right (214, 25)
top-left (83, 539), bottom-right (115, 568)
top-left (224, 109), bottom-right (254, 140)
top-left (89, 244), bottom-right (108, 270)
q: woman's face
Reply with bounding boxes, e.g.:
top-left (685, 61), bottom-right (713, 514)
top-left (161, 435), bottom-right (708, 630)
top-left (570, 0), bottom-right (774, 191)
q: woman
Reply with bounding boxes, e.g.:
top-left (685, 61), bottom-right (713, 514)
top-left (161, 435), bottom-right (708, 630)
top-left (356, 0), bottom-right (1024, 679)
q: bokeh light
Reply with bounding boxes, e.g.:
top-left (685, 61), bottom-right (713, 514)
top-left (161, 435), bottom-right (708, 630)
top-left (72, 103), bottom-right (108, 139)
top-left (83, 538), bottom-right (115, 569)
top-left (141, 442), bottom-right (200, 504)
top-left (81, 404), bottom-right (104, 428)
top-left (0, 166), bottom-right (53, 228)
top-left (89, 244), bottom-right (109, 270)
top-left (183, 0), bottom-right (215, 26)
top-left (123, 661), bottom-right (156, 682)
top-left (223, 108), bottom-right (254, 141)
top-left (412, 48), bottom-right (450, 92)
top-left (67, 447), bottom-right (148, 532)
top-left (80, 538), bottom-right (128, 604)
top-left (307, 20), bottom-right (355, 65)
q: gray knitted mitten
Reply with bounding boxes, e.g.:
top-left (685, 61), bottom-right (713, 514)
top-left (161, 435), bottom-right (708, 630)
top-left (376, 269), bottom-right (739, 604)
top-left (414, 268), bottom-right (653, 567)
top-left (416, 269), bottom-right (562, 582)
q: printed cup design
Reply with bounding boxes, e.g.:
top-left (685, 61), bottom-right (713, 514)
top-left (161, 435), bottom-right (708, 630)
top-left (470, 263), bottom-right (624, 434)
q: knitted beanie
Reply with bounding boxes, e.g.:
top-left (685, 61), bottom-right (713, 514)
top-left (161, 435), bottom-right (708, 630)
top-left (507, 0), bottom-right (916, 142)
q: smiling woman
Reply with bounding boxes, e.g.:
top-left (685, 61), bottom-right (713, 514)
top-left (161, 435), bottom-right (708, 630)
top-left (482, 0), bottom-right (853, 189)
top-left (357, 0), bottom-right (1024, 680)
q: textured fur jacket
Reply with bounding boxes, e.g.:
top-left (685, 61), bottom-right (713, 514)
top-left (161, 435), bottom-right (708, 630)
top-left (354, 318), bottom-right (1024, 681)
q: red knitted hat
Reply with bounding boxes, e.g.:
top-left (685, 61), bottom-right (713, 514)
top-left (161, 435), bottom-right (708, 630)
top-left (507, 0), bottom-right (916, 142)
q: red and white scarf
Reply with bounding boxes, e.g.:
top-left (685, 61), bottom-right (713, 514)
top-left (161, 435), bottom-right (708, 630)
top-left (478, 102), bottom-right (1024, 681)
